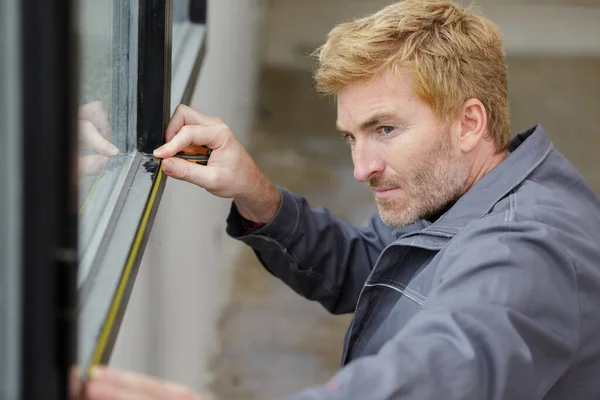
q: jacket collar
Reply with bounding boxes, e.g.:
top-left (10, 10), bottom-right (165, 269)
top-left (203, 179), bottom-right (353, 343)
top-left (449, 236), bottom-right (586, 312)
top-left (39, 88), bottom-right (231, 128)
top-left (412, 123), bottom-right (554, 237)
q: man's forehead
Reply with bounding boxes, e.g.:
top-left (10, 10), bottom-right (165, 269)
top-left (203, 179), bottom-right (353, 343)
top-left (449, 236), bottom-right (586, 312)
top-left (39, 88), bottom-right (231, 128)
top-left (335, 72), bottom-right (416, 131)
top-left (336, 109), bottom-right (401, 133)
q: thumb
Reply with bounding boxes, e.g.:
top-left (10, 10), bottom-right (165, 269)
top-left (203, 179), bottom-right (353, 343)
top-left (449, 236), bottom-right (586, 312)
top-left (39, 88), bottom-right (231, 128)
top-left (161, 157), bottom-right (217, 189)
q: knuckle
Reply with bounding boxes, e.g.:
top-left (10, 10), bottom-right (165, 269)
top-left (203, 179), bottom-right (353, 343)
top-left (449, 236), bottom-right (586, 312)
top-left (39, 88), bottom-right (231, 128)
top-left (217, 122), bottom-right (229, 132)
top-left (80, 119), bottom-right (94, 130)
top-left (175, 104), bottom-right (188, 114)
top-left (179, 124), bottom-right (190, 137)
top-left (178, 125), bottom-right (196, 142)
top-left (179, 161), bottom-right (191, 180)
top-left (79, 120), bottom-right (100, 140)
top-left (216, 123), bottom-right (233, 141)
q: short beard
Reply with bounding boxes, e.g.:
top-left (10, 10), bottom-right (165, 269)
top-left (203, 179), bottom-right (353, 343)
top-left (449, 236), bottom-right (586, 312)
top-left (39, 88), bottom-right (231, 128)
top-left (369, 134), bottom-right (471, 228)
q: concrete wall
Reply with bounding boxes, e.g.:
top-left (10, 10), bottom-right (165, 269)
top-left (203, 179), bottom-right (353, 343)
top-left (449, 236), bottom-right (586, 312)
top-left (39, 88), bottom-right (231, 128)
top-left (109, 0), bottom-right (266, 394)
top-left (258, 0), bottom-right (600, 193)
top-left (261, 1), bottom-right (600, 70)
top-left (507, 57), bottom-right (600, 193)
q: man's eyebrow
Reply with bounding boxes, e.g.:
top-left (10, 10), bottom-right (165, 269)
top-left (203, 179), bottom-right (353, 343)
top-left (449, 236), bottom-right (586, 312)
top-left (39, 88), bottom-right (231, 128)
top-left (335, 122), bottom-right (350, 134)
top-left (336, 112), bottom-right (399, 133)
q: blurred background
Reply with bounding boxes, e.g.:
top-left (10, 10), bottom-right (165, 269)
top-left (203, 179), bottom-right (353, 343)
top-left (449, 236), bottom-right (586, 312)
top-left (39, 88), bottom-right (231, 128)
top-left (108, 1), bottom-right (600, 399)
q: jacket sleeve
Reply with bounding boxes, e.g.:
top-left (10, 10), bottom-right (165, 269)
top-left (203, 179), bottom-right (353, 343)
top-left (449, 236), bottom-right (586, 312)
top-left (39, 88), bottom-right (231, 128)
top-left (226, 187), bottom-right (420, 314)
top-left (280, 217), bottom-right (580, 400)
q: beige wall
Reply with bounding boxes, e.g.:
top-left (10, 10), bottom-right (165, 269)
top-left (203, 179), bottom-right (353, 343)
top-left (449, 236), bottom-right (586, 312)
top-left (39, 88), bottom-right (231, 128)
top-left (507, 57), bottom-right (600, 193)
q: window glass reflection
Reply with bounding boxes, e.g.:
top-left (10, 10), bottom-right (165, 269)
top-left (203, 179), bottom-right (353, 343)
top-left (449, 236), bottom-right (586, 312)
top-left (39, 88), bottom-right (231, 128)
top-left (77, 0), bottom-right (137, 285)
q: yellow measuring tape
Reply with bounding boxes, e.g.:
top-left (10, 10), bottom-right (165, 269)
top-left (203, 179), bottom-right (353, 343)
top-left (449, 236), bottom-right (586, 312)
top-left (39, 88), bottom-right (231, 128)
top-left (88, 162), bottom-right (164, 370)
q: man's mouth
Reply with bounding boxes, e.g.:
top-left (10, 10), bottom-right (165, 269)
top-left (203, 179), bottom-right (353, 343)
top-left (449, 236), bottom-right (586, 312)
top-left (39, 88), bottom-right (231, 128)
top-left (371, 187), bottom-right (401, 200)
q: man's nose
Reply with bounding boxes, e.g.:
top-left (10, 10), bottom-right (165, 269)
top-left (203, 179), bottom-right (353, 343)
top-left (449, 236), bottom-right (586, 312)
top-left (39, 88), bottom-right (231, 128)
top-left (352, 142), bottom-right (384, 182)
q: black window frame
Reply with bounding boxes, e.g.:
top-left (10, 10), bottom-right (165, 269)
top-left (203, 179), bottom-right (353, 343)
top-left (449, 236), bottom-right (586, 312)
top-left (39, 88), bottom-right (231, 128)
top-left (19, 0), bottom-right (79, 397)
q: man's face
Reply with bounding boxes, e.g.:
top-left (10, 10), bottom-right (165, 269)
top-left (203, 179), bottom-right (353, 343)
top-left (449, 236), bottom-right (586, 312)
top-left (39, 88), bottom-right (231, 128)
top-left (336, 70), bottom-right (471, 228)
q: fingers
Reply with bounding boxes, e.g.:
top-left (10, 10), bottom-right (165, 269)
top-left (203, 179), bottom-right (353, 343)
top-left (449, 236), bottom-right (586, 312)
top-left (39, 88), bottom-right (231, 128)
top-left (79, 101), bottom-right (112, 139)
top-left (161, 157), bottom-right (218, 189)
top-left (165, 104), bottom-right (223, 143)
top-left (154, 124), bottom-right (228, 159)
top-left (79, 120), bottom-right (119, 156)
top-left (85, 366), bottom-right (204, 400)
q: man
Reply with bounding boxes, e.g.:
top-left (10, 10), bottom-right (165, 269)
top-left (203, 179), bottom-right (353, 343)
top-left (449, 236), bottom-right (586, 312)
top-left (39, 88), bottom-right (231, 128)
top-left (84, 0), bottom-right (600, 399)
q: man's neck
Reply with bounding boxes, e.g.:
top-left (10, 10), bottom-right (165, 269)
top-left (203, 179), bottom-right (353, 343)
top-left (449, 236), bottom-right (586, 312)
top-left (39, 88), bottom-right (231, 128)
top-left (466, 148), bottom-right (509, 192)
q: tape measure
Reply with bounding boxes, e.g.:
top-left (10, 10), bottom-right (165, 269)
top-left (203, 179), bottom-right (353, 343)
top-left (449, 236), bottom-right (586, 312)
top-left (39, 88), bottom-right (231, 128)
top-left (175, 144), bottom-right (211, 165)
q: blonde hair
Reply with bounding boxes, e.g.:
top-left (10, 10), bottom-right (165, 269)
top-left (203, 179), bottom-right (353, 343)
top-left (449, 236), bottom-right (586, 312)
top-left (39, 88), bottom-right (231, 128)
top-left (313, 0), bottom-right (510, 149)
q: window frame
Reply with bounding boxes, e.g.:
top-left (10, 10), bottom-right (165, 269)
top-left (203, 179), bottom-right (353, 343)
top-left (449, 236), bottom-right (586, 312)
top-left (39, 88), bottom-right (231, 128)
top-left (18, 0), bottom-right (79, 397)
top-left (9, 0), bottom-right (207, 392)
top-left (77, 0), bottom-right (208, 378)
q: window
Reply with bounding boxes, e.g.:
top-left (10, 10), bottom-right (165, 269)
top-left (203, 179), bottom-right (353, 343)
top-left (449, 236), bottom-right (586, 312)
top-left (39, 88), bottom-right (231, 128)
top-left (77, 0), bottom-right (138, 290)
top-left (75, 0), bottom-right (208, 379)
top-left (1, 0), bottom-right (207, 394)
top-left (171, 0), bottom-right (207, 112)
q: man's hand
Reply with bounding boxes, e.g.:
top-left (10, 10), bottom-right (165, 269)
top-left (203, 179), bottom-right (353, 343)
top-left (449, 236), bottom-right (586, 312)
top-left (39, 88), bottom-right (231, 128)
top-left (78, 101), bottom-right (119, 174)
top-left (153, 104), bottom-right (281, 223)
top-left (83, 366), bottom-right (205, 400)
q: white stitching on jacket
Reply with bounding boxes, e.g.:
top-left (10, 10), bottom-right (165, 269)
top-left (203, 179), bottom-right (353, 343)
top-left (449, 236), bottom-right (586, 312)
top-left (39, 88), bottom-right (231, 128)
top-left (364, 282), bottom-right (425, 306)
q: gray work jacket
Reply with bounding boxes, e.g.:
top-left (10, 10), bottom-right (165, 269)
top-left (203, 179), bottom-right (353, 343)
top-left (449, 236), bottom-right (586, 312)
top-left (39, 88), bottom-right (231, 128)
top-left (226, 124), bottom-right (600, 399)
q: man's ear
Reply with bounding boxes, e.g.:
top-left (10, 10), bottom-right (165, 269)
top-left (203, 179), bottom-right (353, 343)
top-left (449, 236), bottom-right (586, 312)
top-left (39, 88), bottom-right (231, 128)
top-left (455, 98), bottom-right (487, 153)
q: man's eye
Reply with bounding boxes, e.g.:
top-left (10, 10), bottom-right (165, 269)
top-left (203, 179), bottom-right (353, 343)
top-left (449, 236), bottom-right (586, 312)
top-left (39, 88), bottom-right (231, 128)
top-left (378, 126), bottom-right (395, 135)
top-left (341, 133), bottom-right (355, 144)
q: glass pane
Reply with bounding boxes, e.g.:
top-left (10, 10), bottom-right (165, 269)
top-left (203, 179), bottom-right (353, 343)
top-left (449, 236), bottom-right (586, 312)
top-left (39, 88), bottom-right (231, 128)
top-left (77, 0), bottom-right (138, 286)
top-left (0, 0), bottom-right (21, 396)
top-left (171, 0), bottom-right (206, 110)
top-left (174, 0), bottom-right (190, 23)
top-left (173, 0), bottom-right (191, 63)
